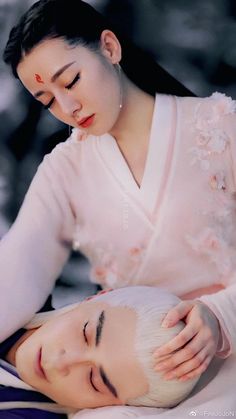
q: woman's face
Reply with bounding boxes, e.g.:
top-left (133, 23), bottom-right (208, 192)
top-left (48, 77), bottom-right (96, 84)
top-left (16, 301), bottom-right (148, 409)
top-left (17, 35), bottom-right (122, 135)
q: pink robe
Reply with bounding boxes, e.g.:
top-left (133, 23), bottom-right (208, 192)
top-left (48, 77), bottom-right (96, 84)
top-left (0, 92), bottom-right (236, 416)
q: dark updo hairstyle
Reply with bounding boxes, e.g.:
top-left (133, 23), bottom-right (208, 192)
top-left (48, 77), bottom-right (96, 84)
top-left (3, 0), bottom-right (195, 97)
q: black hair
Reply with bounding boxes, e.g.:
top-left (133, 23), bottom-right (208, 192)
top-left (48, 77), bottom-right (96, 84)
top-left (3, 0), bottom-right (195, 97)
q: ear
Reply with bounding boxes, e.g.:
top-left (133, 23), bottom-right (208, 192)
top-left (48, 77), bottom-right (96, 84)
top-left (100, 29), bottom-right (122, 64)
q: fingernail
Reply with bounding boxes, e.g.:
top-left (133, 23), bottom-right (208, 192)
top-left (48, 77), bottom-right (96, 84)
top-left (155, 364), bottom-right (167, 371)
top-left (164, 372), bottom-right (175, 380)
top-left (154, 350), bottom-right (164, 357)
top-left (179, 376), bottom-right (188, 382)
top-left (161, 320), bottom-right (170, 328)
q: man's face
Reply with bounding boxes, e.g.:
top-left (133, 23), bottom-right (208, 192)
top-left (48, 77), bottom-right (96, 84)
top-left (16, 300), bottom-right (148, 409)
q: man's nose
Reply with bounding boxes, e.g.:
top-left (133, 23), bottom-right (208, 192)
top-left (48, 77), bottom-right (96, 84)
top-left (47, 348), bottom-right (91, 376)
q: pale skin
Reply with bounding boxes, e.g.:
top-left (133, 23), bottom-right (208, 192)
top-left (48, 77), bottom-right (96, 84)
top-left (16, 30), bottom-right (221, 382)
top-left (6, 300), bottom-right (148, 409)
top-left (154, 300), bottom-right (220, 382)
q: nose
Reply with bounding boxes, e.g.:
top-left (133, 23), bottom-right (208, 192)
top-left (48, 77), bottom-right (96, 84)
top-left (56, 91), bottom-right (81, 117)
top-left (46, 348), bottom-right (91, 376)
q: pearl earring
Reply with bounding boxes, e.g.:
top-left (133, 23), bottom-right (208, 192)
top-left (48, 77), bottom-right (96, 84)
top-left (116, 63), bottom-right (123, 110)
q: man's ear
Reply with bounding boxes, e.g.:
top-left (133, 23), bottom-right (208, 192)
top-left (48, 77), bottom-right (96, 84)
top-left (99, 29), bottom-right (122, 65)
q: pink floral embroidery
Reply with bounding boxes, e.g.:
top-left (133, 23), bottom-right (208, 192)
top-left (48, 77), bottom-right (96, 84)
top-left (189, 93), bottom-right (236, 170)
top-left (211, 92), bottom-right (236, 115)
top-left (186, 228), bottom-right (220, 253)
top-left (90, 263), bottom-right (119, 287)
top-left (189, 147), bottom-right (210, 170)
top-left (206, 128), bottom-right (229, 154)
top-left (88, 245), bottom-right (120, 287)
top-left (209, 171), bottom-right (226, 190)
top-left (129, 245), bottom-right (146, 264)
top-left (185, 227), bottom-right (233, 277)
top-left (105, 271), bottom-right (119, 287)
top-left (129, 247), bottom-right (142, 256)
top-left (91, 266), bottom-right (107, 282)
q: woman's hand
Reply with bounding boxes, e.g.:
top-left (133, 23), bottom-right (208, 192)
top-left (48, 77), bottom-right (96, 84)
top-left (153, 300), bottom-right (220, 381)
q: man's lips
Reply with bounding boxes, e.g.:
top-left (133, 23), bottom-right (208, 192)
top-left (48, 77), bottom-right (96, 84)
top-left (77, 114), bottom-right (95, 128)
top-left (35, 348), bottom-right (48, 381)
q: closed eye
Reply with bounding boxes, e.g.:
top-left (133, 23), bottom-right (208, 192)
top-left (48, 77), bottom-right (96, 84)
top-left (43, 97), bottom-right (55, 110)
top-left (43, 73), bottom-right (80, 109)
top-left (66, 73), bottom-right (80, 90)
top-left (90, 368), bottom-right (99, 392)
top-left (83, 321), bottom-right (89, 344)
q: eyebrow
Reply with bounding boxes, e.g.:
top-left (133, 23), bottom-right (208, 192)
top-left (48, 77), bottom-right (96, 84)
top-left (34, 61), bottom-right (76, 99)
top-left (96, 311), bottom-right (119, 399)
top-left (96, 310), bottom-right (105, 346)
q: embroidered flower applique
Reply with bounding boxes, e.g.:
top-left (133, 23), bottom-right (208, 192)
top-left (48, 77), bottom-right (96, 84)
top-left (189, 92), bottom-right (236, 170)
top-left (128, 244), bottom-right (146, 265)
top-left (72, 220), bottom-right (148, 287)
top-left (211, 92), bottom-right (236, 115)
top-left (90, 242), bottom-right (147, 287)
top-left (185, 227), bottom-right (232, 276)
top-left (209, 171), bottom-right (226, 191)
top-left (90, 266), bottom-right (116, 287)
top-left (90, 259), bottom-right (119, 288)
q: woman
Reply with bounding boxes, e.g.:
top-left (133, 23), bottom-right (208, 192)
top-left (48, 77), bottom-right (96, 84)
top-left (0, 287), bottom-right (200, 418)
top-left (1, 0), bottom-right (236, 389)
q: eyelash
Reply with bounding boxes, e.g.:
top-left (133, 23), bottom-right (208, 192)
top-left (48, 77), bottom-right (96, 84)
top-left (83, 323), bottom-right (100, 393)
top-left (90, 368), bottom-right (99, 392)
top-left (83, 321), bottom-right (89, 344)
top-left (43, 72), bottom-right (80, 110)
top-left (66, 73), bottom-right (80, 90)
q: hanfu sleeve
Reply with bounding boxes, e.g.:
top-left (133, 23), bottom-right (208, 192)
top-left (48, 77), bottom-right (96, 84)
top-left (69, 406), bottom-right (163, 418)
top-left (0, 143), bottom-right (77, 342)
top-left (197, 95), bottom-right (236, 358)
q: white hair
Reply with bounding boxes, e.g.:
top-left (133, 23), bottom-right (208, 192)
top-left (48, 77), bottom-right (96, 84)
top-left (88, 286), bottom-right (200, 408)
top-left (26, 286), bottom-right (200, 408)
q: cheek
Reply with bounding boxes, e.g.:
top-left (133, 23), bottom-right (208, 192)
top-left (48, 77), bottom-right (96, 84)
top-left (39, 368), bottom-right (114, 409)
top-left (49, 107), bottom-right (71, 124)
top-left (15, 342), bottom-right (36, 385)
top-left (84, 65), bottom-right (117, 104)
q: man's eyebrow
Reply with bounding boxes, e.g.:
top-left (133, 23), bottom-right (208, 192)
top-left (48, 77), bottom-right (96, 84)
top-left (96, 310), bottom-right (105, 346)
top-left (34, 61), bottom-right (76, 98)
top-left (96, 310), bottom-right (119, 398)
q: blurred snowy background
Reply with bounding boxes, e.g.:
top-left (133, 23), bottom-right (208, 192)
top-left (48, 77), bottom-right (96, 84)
top-left (0, 0), bottom-right (235, 307)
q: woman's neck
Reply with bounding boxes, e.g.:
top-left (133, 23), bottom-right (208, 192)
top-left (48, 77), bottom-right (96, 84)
top-left (109, 77), bottom-right (155, 148)
top-left (109, 77), bottom-right (156, 187)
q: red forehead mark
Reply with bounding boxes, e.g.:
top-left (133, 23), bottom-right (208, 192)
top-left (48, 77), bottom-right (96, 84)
top-left (35, 73), bottom-right (44, 84)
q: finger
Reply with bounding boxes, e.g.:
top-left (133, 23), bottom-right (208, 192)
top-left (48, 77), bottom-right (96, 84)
top-left (154, 333), bottom-right (204, 371)
top-left (178, 354), bottom-right (213, 381)
top-left (154, 323), bottom-right (198, 357)
top-left (162, 345), bottom-right (211, 379)
top-left (161, 301), bottom-right (194, 328)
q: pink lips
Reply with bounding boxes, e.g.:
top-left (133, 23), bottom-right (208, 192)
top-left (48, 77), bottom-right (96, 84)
top-left (35, 348), bottom-right (48, 381)
top-left (78, 114), bottom-right (95, 128)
